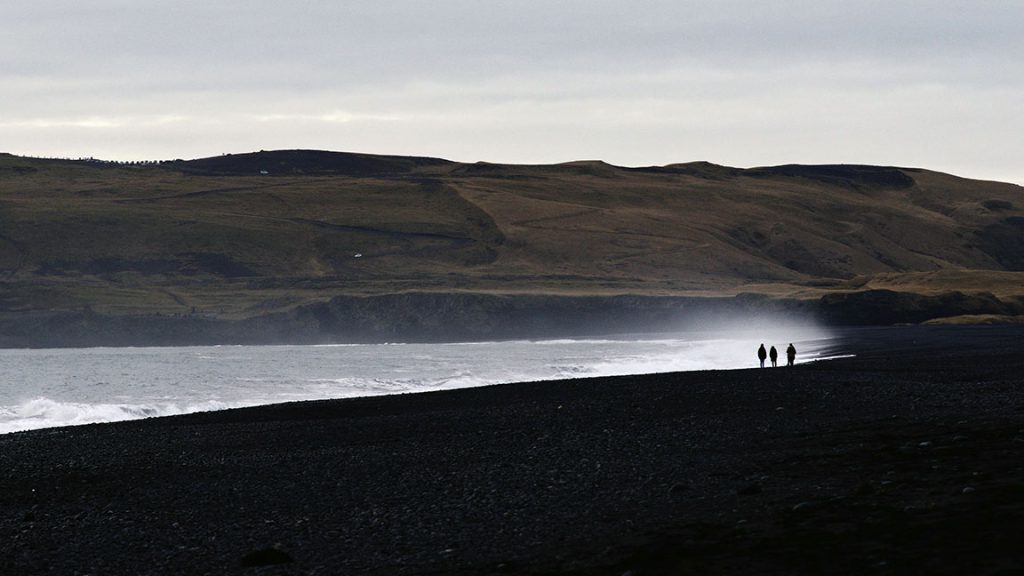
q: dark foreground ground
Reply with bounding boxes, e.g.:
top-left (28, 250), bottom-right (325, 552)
top-left (2, 325), bottom-right (1023, 575)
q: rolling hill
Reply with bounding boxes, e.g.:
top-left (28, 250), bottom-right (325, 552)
top-left (1, 150), bottom-right (1022, 345)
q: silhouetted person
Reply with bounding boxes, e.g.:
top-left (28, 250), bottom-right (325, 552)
top-left (786, 343), bottom-right (796, 366)
top-left (757, 343), bottom-right (767, 368)
top-left (769, 345), bottom-right (778, 367)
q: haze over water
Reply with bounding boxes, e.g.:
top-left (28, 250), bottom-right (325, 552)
top-left (1, 326), bottom-right (839, 434)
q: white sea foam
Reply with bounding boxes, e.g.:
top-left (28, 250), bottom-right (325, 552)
top-left (0, 397), bottom-right (252, 434)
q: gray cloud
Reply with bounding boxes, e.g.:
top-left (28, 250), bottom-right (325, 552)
top-left (2, 1), bottom-right (1021, 183)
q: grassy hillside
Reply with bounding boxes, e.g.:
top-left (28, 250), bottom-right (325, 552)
top-left (1, 150), bottom-right (1022, 343)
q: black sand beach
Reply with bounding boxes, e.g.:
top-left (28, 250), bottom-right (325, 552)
top-left (2, 325), bottom-right (1023, 575)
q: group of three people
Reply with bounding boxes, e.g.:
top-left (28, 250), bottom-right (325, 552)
top-left (758, 343), bottom-right (796, 368)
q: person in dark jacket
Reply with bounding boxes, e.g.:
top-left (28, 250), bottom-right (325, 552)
top-left (757, 343), bottom-right (767, 368)
top-left (769, 345), bottom-right (778, 367)
top-left (786, 343), bottom-right (797, 366)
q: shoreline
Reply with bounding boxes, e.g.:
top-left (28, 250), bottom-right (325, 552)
top-left (2, 325), bottom-right (1023, 574)
top-left (0, 330), bottom-right (843, 435)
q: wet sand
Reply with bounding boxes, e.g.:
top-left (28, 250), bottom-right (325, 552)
top-left (2, 325), bottom-right (1023, 575)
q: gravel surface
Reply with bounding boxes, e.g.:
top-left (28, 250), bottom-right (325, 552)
top-left (2, 325), bottom-right (1023, 575)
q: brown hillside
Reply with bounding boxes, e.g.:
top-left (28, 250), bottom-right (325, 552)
top-left (0, 150), bottom-right (1022, 341)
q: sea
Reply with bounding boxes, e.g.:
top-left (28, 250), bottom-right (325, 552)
top-left (0, 326), bottom-right (842, 434)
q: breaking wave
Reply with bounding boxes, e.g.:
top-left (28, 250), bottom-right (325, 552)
top-left (0, 397), bottom-right (253, 435)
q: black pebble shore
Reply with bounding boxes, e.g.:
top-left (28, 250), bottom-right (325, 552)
top-left (2, 325), bottom-right (1024, 575)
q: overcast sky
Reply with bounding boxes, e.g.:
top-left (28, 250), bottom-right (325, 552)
top-left (2, 1), bottom-right (1021, 183)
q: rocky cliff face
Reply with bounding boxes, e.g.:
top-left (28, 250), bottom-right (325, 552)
top-left (2, 291), bottom-right (1020, 348)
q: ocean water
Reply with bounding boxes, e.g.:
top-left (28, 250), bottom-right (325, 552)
top-left (0, 329), bottom-right (840, 434)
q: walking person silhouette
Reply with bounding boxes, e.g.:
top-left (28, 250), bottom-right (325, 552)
top-left (769, 345), bottom-right (778, 367)
top-left (757, 343), bottom-right (767, 368)
top-left (786, 343), bottom-right (797, 366)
